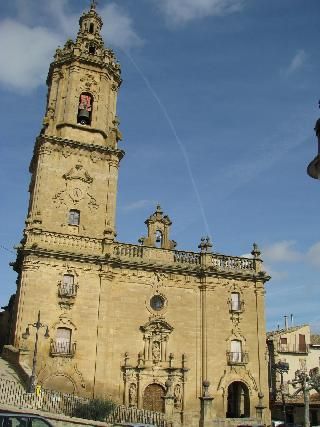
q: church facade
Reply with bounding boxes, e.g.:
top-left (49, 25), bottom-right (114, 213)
top-left (7, 4), bottom-right (271, 426)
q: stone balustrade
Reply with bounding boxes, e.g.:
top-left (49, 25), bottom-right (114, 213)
top-left (113, 243), bottom-right (144, 258)
top-left (112, 243), bottom-right (257, 274)
top-left (174, 250), bottom-right (201, 265)
top-left (212, 254), bottom-right (255, 273)
top-left (24, 233), bottom-right (257, 274)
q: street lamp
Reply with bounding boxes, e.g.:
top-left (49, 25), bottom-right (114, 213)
top-left (307, 104), bottom-right (320, 179)
top-left (273, 361), bottom-right (289, 426)
top-left (22, 310), bottom-right (49, 393)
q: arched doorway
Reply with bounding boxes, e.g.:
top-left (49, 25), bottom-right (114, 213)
top-left (143, 383), bottom-right (165, 413)
top-left (226, 381), bottom-right (250, 418)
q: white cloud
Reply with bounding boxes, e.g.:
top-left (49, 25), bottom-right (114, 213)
top-left (0, 20), bottom-right (60, 92)
top-left (100, 4), bottom-right (143, 50)
top-left (158, 0), bottom-right (246, 24)
top-left (284, 49), bottom-right (307, 75)
top-left (263, 240), bottom-right (301, 263)
top-left (307, 242), bottom-right (320, 268)
top-left (0, 1), bottom-right (141, 92)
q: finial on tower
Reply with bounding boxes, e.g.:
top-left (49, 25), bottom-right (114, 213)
top-left (90, 0), bottom-right (98, 10)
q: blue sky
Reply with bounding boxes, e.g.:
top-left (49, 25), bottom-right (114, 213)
top-left (0, 0), bottom-right (319, 332)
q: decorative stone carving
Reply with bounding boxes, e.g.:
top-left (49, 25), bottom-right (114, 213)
top-left (63, 164), bottom-right (93, 184)
top-left (80, 73), bottom-right (99, 93)
top-left (90, 151), bottom-right (100, 163)
top-left (217, 366), bottom-right (258, 392)
top-left (140, 317), bottom-right (173, 365)
top-left (62, 147), bottom-right (72, 158)
top-left (87, 193), bottom-right (99, 211)
top-left (53, 190), bottom-right (67, 207)
top-left (152, 341), bottom-right (161, 362)
top-left (69, 187), bottom-right (84, 203)
top-left (174, 383), bottom-right (182, 409)
top-left (129, 383), bottom-right (137, 407)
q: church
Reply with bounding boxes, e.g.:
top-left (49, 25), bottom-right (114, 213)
top-left (5, 3), bottom-right (271, 426)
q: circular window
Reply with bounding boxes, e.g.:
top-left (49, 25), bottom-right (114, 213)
top-left (150, 294), bottom-right (165, 311)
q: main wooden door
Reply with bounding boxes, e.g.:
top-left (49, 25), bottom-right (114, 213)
top-left (143, 384), bottom-right (165, 413)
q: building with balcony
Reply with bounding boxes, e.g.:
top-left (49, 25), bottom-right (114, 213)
top-left (267, 324), bottom-right (320, 426)
top-left (3, 3), bottom-right (271, 426)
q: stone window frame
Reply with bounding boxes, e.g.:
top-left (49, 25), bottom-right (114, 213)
top-left (146, 291), bottom-right (168, 315)
top-left (68, 209), bottom-right (80, 226)
top-left (227, 284), bottom-right (245, 314)
top-left (226, 332), bottom-right (248, 365)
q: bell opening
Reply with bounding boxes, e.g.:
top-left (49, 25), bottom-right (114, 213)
top-left (77, 92), bottom-right (93, 126)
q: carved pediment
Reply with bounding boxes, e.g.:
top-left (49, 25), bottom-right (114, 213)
top-left (140, 317), bottom-right (173, 336)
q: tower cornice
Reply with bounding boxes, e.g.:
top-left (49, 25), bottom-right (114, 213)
top-left (29, 135), bottom-right (124, 174)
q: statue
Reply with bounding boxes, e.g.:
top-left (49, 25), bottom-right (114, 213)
top-left (174, 384), bottom-right (182, 408)
top-left (129, 383), bottom-right (137, 407)
top-left (152, 341), bottom-right (161, 362)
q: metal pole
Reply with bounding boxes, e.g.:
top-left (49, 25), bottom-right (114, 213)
top-left (303, 376), bottom-right (310, 427)
top-left (29, 310), bottom-right (40, 393)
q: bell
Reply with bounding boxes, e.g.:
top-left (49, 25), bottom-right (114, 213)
top-left (78, 109), bottom-right (90, 125)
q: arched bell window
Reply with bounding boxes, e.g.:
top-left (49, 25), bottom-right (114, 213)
top-left (89, 44), bottom-right (96, 54)
top-left (77, 92), bottom-right (93, 125)
top-left (89, 23), bottom-right (94, 34)
top-left (155, 230), bottom-right (162, 248)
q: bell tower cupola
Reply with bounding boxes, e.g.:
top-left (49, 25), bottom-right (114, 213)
top-left (43, 1), bottom-right (122, 148)
top-left (79, 1), bottom-right (103, 36)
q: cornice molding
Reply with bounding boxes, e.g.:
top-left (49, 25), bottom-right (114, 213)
top-left (35, 135), bottom-right (124, 160)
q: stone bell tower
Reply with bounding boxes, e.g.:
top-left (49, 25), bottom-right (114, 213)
top-left (26, 1), bottom-right (123, 242)
top-left (12, 2), bottom-right (124, 367)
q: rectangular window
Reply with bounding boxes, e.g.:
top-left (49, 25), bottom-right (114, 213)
top-left (231, 293), bottom-right (240, 311)
top-left (231, 340), bottom-right (242, 362)
top-left (299, 334), bottom-right (306, 352)
top-left (280, 337), bottom-right (287, 351)
top-left (68, 210), bottom-right (80, 226)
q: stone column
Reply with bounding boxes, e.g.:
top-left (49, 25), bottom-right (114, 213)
top-left (199, 380), bottom-right (215, 427)
top-left (164, 379), bottom-right (175, 422)
top-left (198, 237), bottom-right (213, 387)
top-left (104, 157), bottom-right (119, 242)
top-left (27, 143), bottom-right (52, 227)
top-left (255, 392), bottom-right (266, 425)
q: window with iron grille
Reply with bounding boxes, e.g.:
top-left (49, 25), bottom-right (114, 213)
top-left (55, 328), bottom-right (72, 354)
top-left (60, 274), bottom-right (75, 297)
top-left (230, 340), bottom-right (242, 363)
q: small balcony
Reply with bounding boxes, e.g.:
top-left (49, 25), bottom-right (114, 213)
top-left (227, 351), bottom-right (249, 365)
top-left (50, 340), bottom-right (76, 357)
top-left (58, 283), bottom-right (78, 298)
top-left (277, 344), bottom-right (309, 354)
top-left (229, 300), bottom-right (245, 313)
